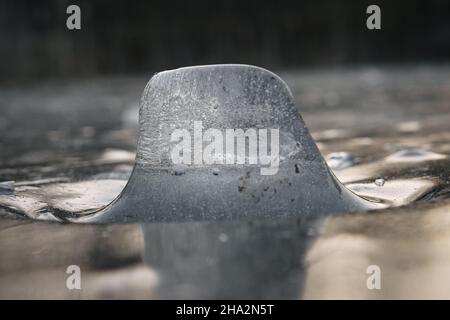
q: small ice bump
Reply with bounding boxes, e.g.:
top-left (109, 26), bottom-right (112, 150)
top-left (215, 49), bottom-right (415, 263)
top-left (397, 148), bottom-right (425, 157)
top-left (374, 178), bottom-right (385, 187)
top-left (313, 129), bottom-right (349, 140)
top-left (0, 181), bottom-right (15, 194)
top-left (326, 152), bottom-right (355, 170)
top-left (385, 148), bottom-right (446, 163)
top-left (212, 168), bottom-right (220, 175)
top-left (99, 149), bottom-right (135, 163)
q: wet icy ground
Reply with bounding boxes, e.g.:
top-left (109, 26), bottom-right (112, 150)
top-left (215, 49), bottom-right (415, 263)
top-left (0, 65), bottom-right (449, 298)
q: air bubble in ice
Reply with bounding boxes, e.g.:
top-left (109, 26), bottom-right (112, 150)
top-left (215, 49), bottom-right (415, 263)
top-left (374, 178), bottom-right (385, 187)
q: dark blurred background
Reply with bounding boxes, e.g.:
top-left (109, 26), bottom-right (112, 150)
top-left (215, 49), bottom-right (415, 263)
top-left (1, 0), bottom-right (449, 83)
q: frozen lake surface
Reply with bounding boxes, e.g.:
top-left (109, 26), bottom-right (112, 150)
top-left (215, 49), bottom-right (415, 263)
top-left (0, 65), bottom-right (449, 298)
